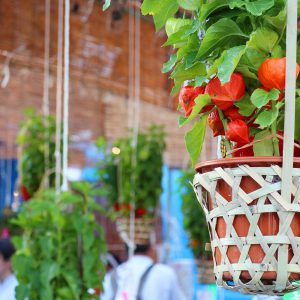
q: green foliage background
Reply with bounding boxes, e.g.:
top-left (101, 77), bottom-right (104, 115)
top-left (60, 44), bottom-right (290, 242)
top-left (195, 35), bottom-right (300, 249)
top-left (11, 182), bottom-right (107, 300)
top-left (17, 109), bottom-right (59, 197)
top-left (179, 168), bottom-right (210, 258)
top-left (97, 126), bottom-right (166, 215)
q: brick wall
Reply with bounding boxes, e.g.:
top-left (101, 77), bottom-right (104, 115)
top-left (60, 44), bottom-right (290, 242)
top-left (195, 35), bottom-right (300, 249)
top-left (0, 0), bottom-right (217, 166)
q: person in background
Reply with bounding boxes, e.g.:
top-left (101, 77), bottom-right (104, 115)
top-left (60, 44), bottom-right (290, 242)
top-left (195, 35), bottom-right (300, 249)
top-left (0, 238), bottom-right (17, 300)
top-left (101, 243), bottom-right (186, 300)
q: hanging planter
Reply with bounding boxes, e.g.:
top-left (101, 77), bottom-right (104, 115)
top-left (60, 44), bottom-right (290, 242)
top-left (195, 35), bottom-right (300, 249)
top-left (97, 126), bottom-right (165, 246)
top-left (116, 217), bottom-right (155, 246)
top-left (194, 157), bottom-right (300, 294)
top-left (17, 109), bottom-right (59, 200)
top-left (138, 0), bottom-right (300, 295)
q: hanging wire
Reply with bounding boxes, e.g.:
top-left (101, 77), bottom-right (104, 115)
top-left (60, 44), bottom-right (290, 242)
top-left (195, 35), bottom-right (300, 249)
top-left (61, 0), bottom-right (70, 192)
top-left (55, 0), bottom-right (64, 196)
top-left (43, 0), bottom-right (51, 189)
top-left (126, 1), bottom-right (142, 259)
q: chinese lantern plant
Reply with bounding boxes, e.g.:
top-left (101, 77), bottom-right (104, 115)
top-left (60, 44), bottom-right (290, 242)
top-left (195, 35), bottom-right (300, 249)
top-left (11, 182), bottom-right (107, 300)
top-left (140, 0), bottom-right (300, 165)
top-left (97, 126), bottom-right (166, 218)
top-left (179, 168), bottom-right (210, 259)
top-left (17, 109), bottom-right (60, 200)
top-left (140, 0), bottom-right (300, 294)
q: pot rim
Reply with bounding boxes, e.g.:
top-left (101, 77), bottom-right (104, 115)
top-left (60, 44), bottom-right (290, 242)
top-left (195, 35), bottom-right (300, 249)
top-left (195, 156), bottom-right (300, 172)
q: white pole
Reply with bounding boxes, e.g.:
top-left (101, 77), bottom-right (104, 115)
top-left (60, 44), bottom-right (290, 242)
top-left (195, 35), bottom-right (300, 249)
top-left (282, 0), bottom-right (298, 203)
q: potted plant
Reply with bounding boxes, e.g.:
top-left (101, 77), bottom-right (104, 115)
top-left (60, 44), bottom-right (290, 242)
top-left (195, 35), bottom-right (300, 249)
top-left (97, 125), bottom-right (166, 246)
top-left (11, 182), bottom-right (107, 300)
top-left (139, 0), bottom-right (300, 295)
top-left (16, 108), bottom-right (59, 201)
top-left (179, 168), bottom-right (214, 284)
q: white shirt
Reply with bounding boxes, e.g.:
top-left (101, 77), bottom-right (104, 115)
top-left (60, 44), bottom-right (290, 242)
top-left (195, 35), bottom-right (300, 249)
top-left (101, 255), bottom-right (186, 300)
top-left (0, 274), bottom-right (18, 300)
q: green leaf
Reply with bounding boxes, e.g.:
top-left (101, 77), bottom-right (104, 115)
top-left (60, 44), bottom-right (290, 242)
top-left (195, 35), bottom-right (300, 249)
top-left (251, 88), bottom-right (280, 108)
top-left (195, 75), bottom-right (207, 87)
top-left (255, 107), bottom-right (279, 128)
top-left (196, 18), bottom-right (248, 60)
top-left (179, 116), bottom-right (188, 126)
top-left (264, 9), bottom-right (286, 31)
top-left (171, 61), bottom-right (206, 86)
top-left (180, 94), bottom-right (211, 127)
top-left (103, 0), bottom-right (111, 10)
top-left (141, 0), bottom-right (179, 30)
top-left (253, 129), bottom-right (273, 156)
top-left (185, 115), bottom-right (208, 166)
top-left (247, 27), bottom-right (279, 53)
top-left (229, 0), bottom-right (274, 16)
top-left (237, 47), bottom-right (266, 77)
top-left (217, 45), bottom-right (246, 84)
top-left (163, 25), bottom-right (191, 46)
top-left (162, 53), bottom-right (178, 73)
top-left (177, 0), bottom-right (201, 11)
top-left (165, 18), bottom-right (192, 37)
top-left (199, 0), bottom-right (229, 21)
top-left (235, 94), bottom-right (256, 117)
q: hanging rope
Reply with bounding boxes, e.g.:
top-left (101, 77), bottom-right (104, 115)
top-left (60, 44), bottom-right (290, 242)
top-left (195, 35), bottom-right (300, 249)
top-left (55, 0), bottom-right (64, 195)
top-left (282, 0), bottom-right (298, 203)
top-left (126, 2), bottom-right (142, 259)
top-left (127, 1), bottom-right (135, 259)
top-left (61, 0), bottom-right (70, 192)
top-left (43, 0), bottom-right (51, 188)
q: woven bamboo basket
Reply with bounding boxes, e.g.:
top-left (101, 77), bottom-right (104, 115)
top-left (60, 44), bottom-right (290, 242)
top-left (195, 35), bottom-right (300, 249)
top-left (193, 157), bottom-right (300, 295)
top-left (196, 258), bottom-right (215, 284)
top-left (116, 217), bottom-right (154, 246)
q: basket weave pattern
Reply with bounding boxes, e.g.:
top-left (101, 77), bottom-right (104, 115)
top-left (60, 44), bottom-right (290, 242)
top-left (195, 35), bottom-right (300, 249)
top-left (193, 163), bottom-right (300, 295)
top-left (116, 217), bottom-right (154, 246)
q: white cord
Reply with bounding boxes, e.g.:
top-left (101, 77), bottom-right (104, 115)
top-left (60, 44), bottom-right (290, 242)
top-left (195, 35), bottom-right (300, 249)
top-left (43, 0), bottom-right (51, 189)
top-left (282, 0), bottom-right (298, 203)
top-left (128, 2), bottom-right (135, 259)
top-left (55, 0), bottom-right (64, 196)
top-left (61, 0), bottom-right (70, 192)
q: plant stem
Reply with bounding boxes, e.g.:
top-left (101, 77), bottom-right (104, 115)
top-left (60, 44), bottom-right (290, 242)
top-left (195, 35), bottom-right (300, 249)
top-left (217, 108), bottom-right (232, 157)
top-left (271, 101), bottom-right (280, 156)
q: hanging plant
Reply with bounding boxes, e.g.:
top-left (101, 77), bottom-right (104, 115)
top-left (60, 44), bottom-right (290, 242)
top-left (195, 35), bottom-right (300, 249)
top-left (97, 126), bottom-right (165, 245)
top-left (134, 0), bottom-right (300, 295)
top-left (97, 125), bottom-right (166, 218)
top-left (11, 182), bottom-right (107, 300)
top-left (16, 109), bottom-right (61, 200)
top-left (138, 0), bottom-right (300, 165)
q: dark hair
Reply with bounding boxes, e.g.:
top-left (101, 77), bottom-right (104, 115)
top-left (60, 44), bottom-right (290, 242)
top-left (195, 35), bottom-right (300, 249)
top-left (134, 244), bottom-right (151, 254)
top-left (0, 238), bottom-right (15, 261)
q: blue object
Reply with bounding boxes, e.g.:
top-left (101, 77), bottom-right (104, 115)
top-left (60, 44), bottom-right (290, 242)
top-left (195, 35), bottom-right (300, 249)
top-left (0, 159), bottom-right (18, 212)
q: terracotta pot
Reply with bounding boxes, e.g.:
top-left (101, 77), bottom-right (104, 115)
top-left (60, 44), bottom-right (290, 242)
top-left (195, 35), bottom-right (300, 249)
top-left (195, 157), bottom-right (300, 284)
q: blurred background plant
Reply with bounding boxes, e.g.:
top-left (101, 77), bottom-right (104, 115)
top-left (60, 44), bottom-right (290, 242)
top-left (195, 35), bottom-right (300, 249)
top-left (179, 168), bottom-right (211, 259)
top-left (11, 182), bottom-right (107, 300)
top-left (97, 125), bottom-right (166, 218)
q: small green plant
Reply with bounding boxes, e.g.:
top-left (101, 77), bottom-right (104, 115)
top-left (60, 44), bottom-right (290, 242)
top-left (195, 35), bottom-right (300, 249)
top-left (97, 125), bottom-right (166, 218)
top-left (11, 182), bottom-right (107, 300)
top-left (17, 109), bottom-right (59, 199)
top-left (179, 169), bottom-right (210, 258)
